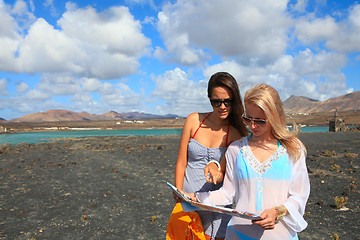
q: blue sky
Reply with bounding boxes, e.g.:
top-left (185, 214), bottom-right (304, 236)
top-left (0, 0), bottom-right (359, 120)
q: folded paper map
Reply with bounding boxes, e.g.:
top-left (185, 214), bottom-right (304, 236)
top-left (167, 182), bottom-right (263, 221)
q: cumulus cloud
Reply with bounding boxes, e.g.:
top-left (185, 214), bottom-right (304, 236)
top-left (24, 89), bottom-right (52, 101)
top-left (295, 3), bottom-right (360, 52)
top-left (81, 78), bottom-right (104, 92)
top-left (16, 81), bottom-right (29, 93)
top-left (43, 0), bottom-right (58, 17)
top-left (202, 48), bottom-right (350, 102)
top-left (153, 0), bottom-right (356, 103)
top-left (0, 0), bottom-right (359, 120)
top-left (326, 4), bottom-right (360, 52)
top-left (0, 2), bottom-right (151, 79)
top-left (156, 0), bottom-right (291, 65)
top-left (0, 78), bottom-right (8, 96)
top-left (99, 82), bottom-right (143, 111)
top-left (295, 16), bottom-right (339, 44)
top-left (152, 68), bottom-right (210, 116)
top-left (290, 0), bottom-right (308, 13)
top-left (11, 0), bottom-right (36, 30)
top-left (38, 74), bottom-right (81, 95)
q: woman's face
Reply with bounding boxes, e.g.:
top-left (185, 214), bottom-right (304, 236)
top-left (210, 86), bottom-right (233, 120)
top-left (244, 102), bottom-right (272, 137)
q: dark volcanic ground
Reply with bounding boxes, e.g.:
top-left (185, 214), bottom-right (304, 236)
top-left (0, 132), bottom-right (359, 239)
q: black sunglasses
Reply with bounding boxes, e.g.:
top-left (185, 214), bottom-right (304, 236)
top-left (242, 114), bottom-right (268, 127)
top-left (210, 98), bottom-right (233, 107)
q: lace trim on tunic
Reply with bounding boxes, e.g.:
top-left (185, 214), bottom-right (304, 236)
top-left (240, 137), bottom-right (287, 193)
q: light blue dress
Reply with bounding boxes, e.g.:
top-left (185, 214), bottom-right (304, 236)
top-left (183, 138), bottom-right (231, 238)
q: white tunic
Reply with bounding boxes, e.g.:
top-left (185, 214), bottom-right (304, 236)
top-left (196, 137), bottom-right (310, 240)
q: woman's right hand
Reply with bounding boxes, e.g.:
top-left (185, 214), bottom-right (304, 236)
top-left (172, 192), bottom-right (183, 203)
top-left (173, 191), bottom-right (198, 203)
top-left (204, 162), bottom-right (223, 184)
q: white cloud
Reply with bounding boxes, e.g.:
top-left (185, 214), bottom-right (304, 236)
top-left (152, 68), bottom-right (210, 116)
top-left (326, 4), bottom-right (360, 52)
top-left (0, 3), bottom-right (21, 70)
top-left (25, 89), bottom-right (51, 101)
top-left (38, 74), bottom-right (81, 95)
top-left (292, 48), bottom-right (347, 76)
top-left (295, 16), bottom-right (339, 44)
top-left (203, 61), bottom-right (248, 85)
top-left (0, 3), bottom-right (151, 79)
top-left (16, 81), bottom-right (29, 93)
top-left (291, 0), bottom-right (308, 13)
top-left (2, 74), bottom-right (144, 117)
top-left (43, 0), bottom-right (58, 17)
top-left (0, 2), bottom-right (19, 38)
top-left (295, 4), bottom-right (360, 52)
top-left (0, 78), bottom-right (8, 96)
top-left (202, 49), bottom-right (350, 102)
top-left (157, 0), bottom-right (291, 65)
top-left (11, 0), bottom-right (36, 30)
top-left (16, 19), bottom-right (84, 73)
top-left (0, 0), bottom-right (359, 120)
top-left (99, 82), bottom-right (143, 110)
top-left (59, 5), bottom-right (150, 56)
top-left (69, 92), bottom-right (103, 113)
top-left (81, 78), bottom-right (104, 92)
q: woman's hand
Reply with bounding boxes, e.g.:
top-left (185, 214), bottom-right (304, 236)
top-left (204, 162), bottom-right (223, 184)
top-left (173, 191), bottom-right (198, 203)
top-left (252, 208), bottom-right (277, 230)
top-left (172, 192), bottom-right (183, 203)
top-left (183, 192), bottom-right (198, 202)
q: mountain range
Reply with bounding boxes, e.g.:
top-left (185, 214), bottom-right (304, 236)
top-left (283, 91), bottom-right (360, 114)
top-left (1, 91), bottom-right (359, 122)
top-left (5, 110), bottom-right (181, 122)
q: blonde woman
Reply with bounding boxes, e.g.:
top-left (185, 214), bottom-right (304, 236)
top-left (192, 84), bottom-right (310, 239)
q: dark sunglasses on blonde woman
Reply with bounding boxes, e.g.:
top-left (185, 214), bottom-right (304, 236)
top-left (210, 98), bottom-right (233, 108)
top-left (242, 114), bottom-right (268, 127)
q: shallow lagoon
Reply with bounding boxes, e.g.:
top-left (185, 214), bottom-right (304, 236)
top-left (0, 126), bottom-right (329, 145)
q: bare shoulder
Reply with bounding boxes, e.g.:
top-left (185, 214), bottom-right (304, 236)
top-left (186, 112), bottom-right (199, 121)
top-left (183, 112), bottom-right (201, 130)
top-left (186, 112), bottom-right (210, 123)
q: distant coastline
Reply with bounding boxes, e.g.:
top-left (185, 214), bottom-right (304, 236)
top-left (0, 118), bottom-right (186, 134)
top-left (1, 109), bottom-right (359, 135)
top-left (1, 126), bottom-right (350, 145)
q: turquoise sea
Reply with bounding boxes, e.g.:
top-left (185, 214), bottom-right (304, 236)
top-left (0, 126), bottom-right (329, 145)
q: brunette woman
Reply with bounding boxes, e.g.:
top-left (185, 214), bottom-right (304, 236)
top-left (172, 72), bottom-right (248, 240)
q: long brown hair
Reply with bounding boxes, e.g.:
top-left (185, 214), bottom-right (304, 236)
top-left (207, 72), bottom-right (248, 137)
top-left (244, 84), bottom-right (305, 160)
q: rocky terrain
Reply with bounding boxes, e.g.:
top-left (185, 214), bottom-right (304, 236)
top-left (1, 132), bottom-right (359, 239)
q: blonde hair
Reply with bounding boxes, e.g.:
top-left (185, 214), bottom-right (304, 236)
top-left (244, 84), bottom-right (306, 161)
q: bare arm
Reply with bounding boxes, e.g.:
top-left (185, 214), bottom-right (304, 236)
top-left (175, 113), bottom-right (196, 190)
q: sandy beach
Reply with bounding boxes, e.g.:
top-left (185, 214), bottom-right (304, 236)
top-left (0, 131), bottom-right (359, 239)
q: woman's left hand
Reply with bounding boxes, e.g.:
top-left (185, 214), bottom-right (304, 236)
top-left (252, 208), bottom-right (276, 230)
